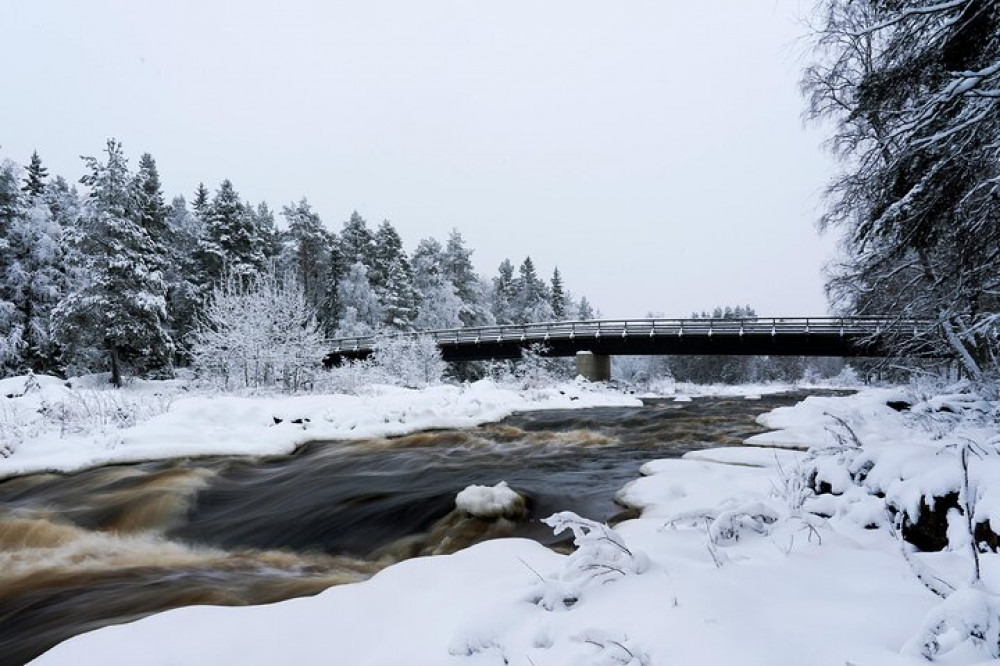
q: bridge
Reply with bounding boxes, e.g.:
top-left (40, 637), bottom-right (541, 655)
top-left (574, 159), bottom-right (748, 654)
top-left (325, 317), bottom-right (930, 381)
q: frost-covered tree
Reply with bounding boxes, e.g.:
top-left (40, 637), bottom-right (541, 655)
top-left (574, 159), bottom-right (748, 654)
top-left (491, 258), bottom-right (516, 325)
top-left (21, 151), bottom-right (48, 200)
top-left (191, 270), bottom-right (324, 391)
top-left (282, 198), bottom-right (332, 318)
top-left (191, 182), bottom-right (210, 221)
top-left (0, 158), bottom-right (24, 371)
top-left (372, 334), bottom-right (446, 387)
top-left (163, 196), bottom-right (205, 362)
top-left (412, 237), bottom-right (463, 330)
top-left (336, 261), bottom-right (383, 336)
top-left (54, 140), bottom-right (174, 385)
top-left (199, 179), bottom-right (265, 282)
top-left (372, 220), bottom-right (417, 330)
top-left (443, 229), bottom-right (491, 326)
top-left (803, 0), bottom-right (1000, 381)
top-left (550, 267), bottom-right (567, 320)
top-left (513, 256), bottom-right (553, 324)
top-left (1, 197), bottom-right (65, 373)
top-left (339, 210), bottom-right (376, 268)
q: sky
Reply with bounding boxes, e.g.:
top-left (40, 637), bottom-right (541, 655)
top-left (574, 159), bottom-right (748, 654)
top-left (0, 0), bottom-right (839, 319)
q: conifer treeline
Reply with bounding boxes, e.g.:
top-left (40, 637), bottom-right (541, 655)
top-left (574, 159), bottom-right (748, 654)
top-left (0, 140), bottom-right (594, 384)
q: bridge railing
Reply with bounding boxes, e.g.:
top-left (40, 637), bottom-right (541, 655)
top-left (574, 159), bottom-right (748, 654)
top-left (326, 316), bottom-right (928, 354)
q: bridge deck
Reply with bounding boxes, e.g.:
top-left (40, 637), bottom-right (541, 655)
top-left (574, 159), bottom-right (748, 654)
top-left (324, 317), bottom-right (931, 365)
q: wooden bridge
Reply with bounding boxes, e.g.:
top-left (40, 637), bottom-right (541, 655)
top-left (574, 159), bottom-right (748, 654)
top-left (325, 317), bottom-right (929, 379)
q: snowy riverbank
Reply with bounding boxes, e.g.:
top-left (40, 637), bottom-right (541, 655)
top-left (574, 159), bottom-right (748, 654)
top-left (0, 374), bottom-right (643, 480)
top-left (27, 383), bottom-right (1000, 665)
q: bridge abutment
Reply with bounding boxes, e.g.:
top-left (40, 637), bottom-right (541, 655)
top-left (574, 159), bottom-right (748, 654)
top-left (576, 351), bottom-right (611, 382)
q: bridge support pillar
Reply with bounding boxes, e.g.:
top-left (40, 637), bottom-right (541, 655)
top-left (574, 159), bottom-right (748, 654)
top-left (576, 351), bottom-right (611, 382)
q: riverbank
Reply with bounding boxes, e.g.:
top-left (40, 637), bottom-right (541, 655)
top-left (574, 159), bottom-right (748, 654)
top-left (0, 375), bottom-right (644, 480)
top-left (29, 384), bottom-right (1000, 665)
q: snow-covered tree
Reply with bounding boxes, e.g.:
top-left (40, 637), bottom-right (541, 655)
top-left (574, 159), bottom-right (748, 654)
top-left (491, 258), bottom-right (516, 325)
top-left (803, 0), bottom-right (1000, 381)
top-left (339, 210), bottom-right (376, 268)
top-left (21, 151), bottom-right (48, 200)
top-left (1, 197), bottom-right (65, 372)
top-left (0, 158), bottom-right (24, 371)
top-left (191, 270), bottom-right (324, 391)
top-left (412, 237), bottom-right (463, 330)
top-left (199, 179), bottom-right (265, 282)
top-left (163, 195), bottom-right (205, 362)
top-left (282, 198), bottom-right (332, 318)
top-left (336, 261), bottom-right (383, 336)
top-left (513, 256), bottom-right (554, 324)
top-left (372, 220), bottom-right (417, 330)
top-left (550, 267), bottom-right (567, 320)
top-left (576, 296), bottom-right (595, 320)
top-left (443, 229), bottom-right (491, 326)
top-left (54, 139), bottom-right (174, 385)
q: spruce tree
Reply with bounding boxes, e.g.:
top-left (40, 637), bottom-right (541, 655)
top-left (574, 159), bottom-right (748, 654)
top-left (54, 139), bottom-right (173, 385)
top-left (513, 256), bottom-right (553, 323)
top-left (443, 229), bottom-right (490, 326)
top-left (491, 258), bottom-right (516, 325)
top-left (201, 179), bottom-right (265, 281)
top-left (339, 211), bottom-right (375, 268)
top-left (192, 182), bottom-right (210, 220)
top-left (412, 237), bottom-right (462, 330)
top-left (373, 220), bottom-right (417, 330)
top-left (163, 195), bottom-right (204, 363)
top-left (21, 151), bottom-right (48, 200)
top-left (550, 267), bottom-right (566, 319)
top-left (282, 198), bottom-right (331, 317)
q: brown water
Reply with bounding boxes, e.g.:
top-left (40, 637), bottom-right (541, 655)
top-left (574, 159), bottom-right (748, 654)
top-left (0, 391), bottom-right (835, 665)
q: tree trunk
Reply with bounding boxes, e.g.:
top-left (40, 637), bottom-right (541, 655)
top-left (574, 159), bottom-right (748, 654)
top-left (110, 346), bottom-right (122, 388)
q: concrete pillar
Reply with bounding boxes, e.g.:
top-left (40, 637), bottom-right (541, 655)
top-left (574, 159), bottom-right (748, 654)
top-left (576, 351), bottom-right (611, 382)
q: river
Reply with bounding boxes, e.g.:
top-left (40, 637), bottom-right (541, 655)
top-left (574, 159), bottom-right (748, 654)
top-left (0, 390), bottom-right (831, 665)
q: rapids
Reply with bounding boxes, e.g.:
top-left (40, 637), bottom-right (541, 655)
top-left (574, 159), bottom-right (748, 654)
top-left (0, 391), bottom-right (835, 665)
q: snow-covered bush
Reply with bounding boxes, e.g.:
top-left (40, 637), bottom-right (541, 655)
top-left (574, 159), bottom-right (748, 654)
top-left (371, 334), bottom-right (445, 388)
top-left (903, 586), bottom-right (1000, 660)
top-left (191, 271), bottom-right (325, 392)
top-left (533, 511), bottom-right (649, 611)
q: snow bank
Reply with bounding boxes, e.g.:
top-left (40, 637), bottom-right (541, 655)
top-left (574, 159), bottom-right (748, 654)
top-left (32, 408), bottom-right (945, 666)
top-left (0, 377), bottom-right (641, 480)
top-left (455, 482), bottom-right (526, 519)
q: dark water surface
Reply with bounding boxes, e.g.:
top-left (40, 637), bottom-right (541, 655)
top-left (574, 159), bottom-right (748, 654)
top-left (0, 390), bottom-right (836, 665)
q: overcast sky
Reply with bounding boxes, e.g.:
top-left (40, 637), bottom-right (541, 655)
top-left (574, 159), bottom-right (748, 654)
top-left (1, 0), bottom-right (838, 318)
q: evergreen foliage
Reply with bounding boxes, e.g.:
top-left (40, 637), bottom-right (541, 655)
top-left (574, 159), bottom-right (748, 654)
top-left (0, 141), bottom-right (596, 383)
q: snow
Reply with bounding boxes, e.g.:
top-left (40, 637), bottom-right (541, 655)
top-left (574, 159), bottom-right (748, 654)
top-left (455, 482), bottom-right (526, 519)
top-left (22, 384), bottom-right (1000, 665)
top-left (0, 376), bottom-right (641, 480)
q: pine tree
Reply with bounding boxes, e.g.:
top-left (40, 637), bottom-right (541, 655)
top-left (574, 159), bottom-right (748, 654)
top-left (54, 139), bottom-right (174, 385)
top-left (577, 296), bottom-right (595, 320)
top-left (550, 267), bottom-right (566, 320)
top-left (21, 151), bottom-right (48, 200)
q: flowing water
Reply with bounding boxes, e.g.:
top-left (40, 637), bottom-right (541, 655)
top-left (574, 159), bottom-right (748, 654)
top-left (0, 391), bottom-right (838, 665)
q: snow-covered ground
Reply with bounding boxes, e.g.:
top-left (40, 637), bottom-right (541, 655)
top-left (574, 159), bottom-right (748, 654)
top-left (25, 382), bottom-right (1000, 665)
top-left (0, 374), bottom-right (642, 479)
